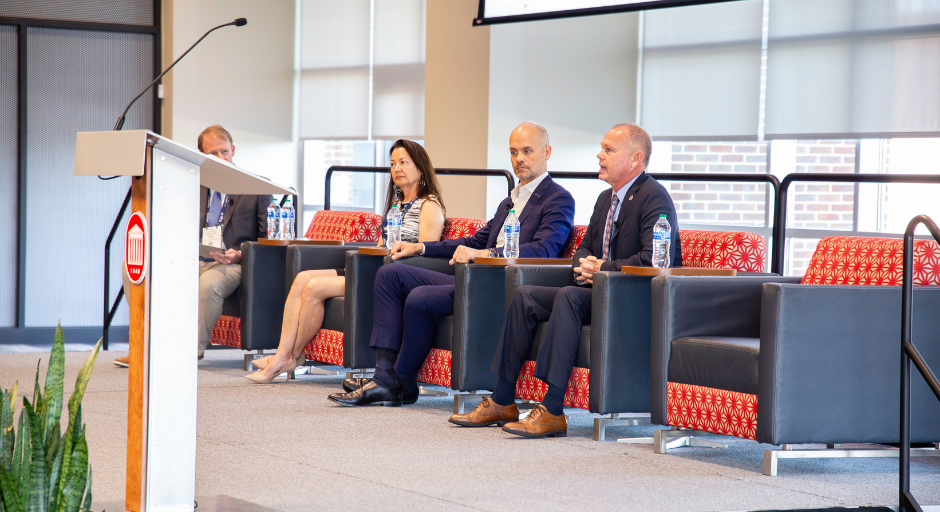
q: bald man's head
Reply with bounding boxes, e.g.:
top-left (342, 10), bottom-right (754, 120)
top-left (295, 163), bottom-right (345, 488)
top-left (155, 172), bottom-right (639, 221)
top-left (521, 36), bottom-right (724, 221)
top-left (609, 123), bottom-right (652, 168)
top-left (509, 122), bottom-right (552, 185)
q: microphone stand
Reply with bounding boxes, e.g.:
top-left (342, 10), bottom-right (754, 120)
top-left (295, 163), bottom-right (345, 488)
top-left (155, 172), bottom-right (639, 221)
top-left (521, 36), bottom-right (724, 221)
top-left (112, 18), bottom-right (247, 131)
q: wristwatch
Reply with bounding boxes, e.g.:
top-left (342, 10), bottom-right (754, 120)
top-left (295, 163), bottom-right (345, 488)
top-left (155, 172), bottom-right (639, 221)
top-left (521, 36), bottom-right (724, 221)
top-left (488, 248), bottom-right (498, 258)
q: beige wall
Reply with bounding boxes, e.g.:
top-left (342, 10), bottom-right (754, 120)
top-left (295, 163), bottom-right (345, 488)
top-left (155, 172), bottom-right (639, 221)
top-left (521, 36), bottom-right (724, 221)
top-left (162, 0), bottom-right (298, 189)
top-left (424, 0), bottom-right (490, 219)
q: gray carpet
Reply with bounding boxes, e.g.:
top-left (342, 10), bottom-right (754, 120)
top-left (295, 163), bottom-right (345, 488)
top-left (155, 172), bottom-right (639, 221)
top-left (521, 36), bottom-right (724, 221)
top-left (1, 348), bottom-right (938, 512)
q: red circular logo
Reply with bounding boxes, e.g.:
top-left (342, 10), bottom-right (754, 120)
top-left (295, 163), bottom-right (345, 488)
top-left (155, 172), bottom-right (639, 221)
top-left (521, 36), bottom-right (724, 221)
top-left (125, 211), bottom-right (149, 285)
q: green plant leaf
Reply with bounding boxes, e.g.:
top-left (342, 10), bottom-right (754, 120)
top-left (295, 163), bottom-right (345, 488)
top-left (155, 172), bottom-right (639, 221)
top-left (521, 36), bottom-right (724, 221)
top-left (42, 326), bottom-right (65, 448)
top-left (30, 365), bottom-right (42, 428)
top-left (0, 464), bottom-right (23, 512)
top-left (58, 431), bottom-right (86, 512)
top-left (0, 384), bottom-right (15, 470)
top-left (46, 434), bottom-right (63, 512)
top-left (24, 401), bottom-right (45, 512)
top-left (13, 403), bottom-right (29, 512)
top-left (79, 467), bottom-right (90, 512)
top-left (53, 429), bottom-right (70, 512)
top-left (66, 341), bottom-right (100, 432)
top-left (43, 420), bottom-right (59, 470)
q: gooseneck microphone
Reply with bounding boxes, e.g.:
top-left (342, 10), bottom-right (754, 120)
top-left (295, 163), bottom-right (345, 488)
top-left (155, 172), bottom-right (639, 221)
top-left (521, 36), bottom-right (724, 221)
top-left (112, 17), bottom-right (247, 131)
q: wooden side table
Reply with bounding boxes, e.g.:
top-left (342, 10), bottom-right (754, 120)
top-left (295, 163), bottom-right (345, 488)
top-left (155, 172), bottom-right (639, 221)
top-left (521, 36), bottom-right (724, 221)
top-left (620, 266), bottom-right (736, 276)
top-left (358, 247), bottom-right (391, 256)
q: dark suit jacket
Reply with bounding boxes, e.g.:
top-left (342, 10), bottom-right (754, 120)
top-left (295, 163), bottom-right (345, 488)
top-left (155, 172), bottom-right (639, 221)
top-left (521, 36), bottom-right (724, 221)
top-left (199, 186), bottom-right (272, 252)
top-left (423, 174), bottom-right (575, 258)
top-left (573, 173), bottom-right (682, 272)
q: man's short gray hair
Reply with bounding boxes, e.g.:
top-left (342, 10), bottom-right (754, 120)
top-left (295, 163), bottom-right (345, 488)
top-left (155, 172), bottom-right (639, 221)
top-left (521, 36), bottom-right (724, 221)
top-left (518, 121), bottom-right (550, 147)
top-left (611, 123), bottom-right (652, 168)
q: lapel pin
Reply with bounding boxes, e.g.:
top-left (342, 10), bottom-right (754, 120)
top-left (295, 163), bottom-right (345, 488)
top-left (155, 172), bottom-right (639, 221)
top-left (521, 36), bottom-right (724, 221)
top-left (629, 195), bottom-right (634, 201)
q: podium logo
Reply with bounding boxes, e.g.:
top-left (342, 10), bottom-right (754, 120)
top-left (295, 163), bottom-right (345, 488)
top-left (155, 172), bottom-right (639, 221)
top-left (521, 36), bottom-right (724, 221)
top-left (125, 211), bottom-right (149, 285)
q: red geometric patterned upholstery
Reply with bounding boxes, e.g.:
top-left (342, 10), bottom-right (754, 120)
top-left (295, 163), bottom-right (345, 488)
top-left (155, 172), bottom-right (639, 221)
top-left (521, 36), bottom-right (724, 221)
top-left (442, 217), bottom-right (488, 240)
top-left (210, 315), bottom-right (241, 348)
top-left (561, 225), bottom-right (588, 258)
top-left (678, 230), bottom-right (766, 272)
top-left (666, 382), bottom-right (758, 440)
top-left (304, 210), bottom-right (383, 242)
top-left (801, 236), bottom-right (940, 286)
top-left (416, 348), bottom-right (452, 387)
top-left (515, 360), bottom-right (590, 410)
top-left (303, 329), bottom-right (343, 366)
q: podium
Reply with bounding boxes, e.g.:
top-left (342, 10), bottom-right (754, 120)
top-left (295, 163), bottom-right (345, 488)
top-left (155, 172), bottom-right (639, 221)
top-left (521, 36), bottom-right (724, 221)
top-left (75, 130), bottom-right (295, 512)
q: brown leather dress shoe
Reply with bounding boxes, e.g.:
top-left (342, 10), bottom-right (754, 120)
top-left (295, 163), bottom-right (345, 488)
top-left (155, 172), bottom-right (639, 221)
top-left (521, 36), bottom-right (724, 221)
top-left (501, 404), bottom-right (567, 438)
top-left (449, 396), bottom-right (519, 427)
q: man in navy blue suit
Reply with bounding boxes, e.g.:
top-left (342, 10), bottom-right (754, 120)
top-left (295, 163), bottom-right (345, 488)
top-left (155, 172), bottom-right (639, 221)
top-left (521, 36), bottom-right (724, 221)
top-left (449, 123), bottom-right (682, 437)
top-left (329, 122), bottom-right (576, 407)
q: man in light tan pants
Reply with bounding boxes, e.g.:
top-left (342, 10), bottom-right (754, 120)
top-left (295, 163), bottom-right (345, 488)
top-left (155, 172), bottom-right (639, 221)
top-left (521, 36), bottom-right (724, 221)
top-left (114, 125), bottom-right (272, 366)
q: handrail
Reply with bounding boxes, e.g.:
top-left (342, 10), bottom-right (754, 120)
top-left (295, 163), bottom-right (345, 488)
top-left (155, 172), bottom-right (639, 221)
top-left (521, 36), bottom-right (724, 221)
top-left (772, 174), bottom-right (940, 275)
top-left (102, 185), bottom-right (133, 351)
top-left (323, 166), bottom-right (515, 211)
top-left (899, 214), bottom-right (940, 512)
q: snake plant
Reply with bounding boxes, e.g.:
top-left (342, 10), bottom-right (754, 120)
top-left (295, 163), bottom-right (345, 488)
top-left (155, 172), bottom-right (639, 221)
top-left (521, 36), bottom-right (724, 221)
top-left (0, 324), bottom-right (101, 512)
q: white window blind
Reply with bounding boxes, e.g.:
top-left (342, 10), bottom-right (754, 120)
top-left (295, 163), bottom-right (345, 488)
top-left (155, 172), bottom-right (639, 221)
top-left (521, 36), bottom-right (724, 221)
top-left (639, 0), bottom-right (764, 140)
top-left (300, 0), bottom-right (370, 139)
top-left (373, 0), bottom-right (425, 139)
top-left (764, 0), bottom-right (940, 138)
top-left (299, 0), bottom-right (426, 140)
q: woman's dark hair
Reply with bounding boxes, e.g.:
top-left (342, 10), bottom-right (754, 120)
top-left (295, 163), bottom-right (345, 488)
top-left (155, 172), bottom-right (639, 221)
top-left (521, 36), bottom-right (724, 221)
top-left (381, 139), bottom-right (446, 216)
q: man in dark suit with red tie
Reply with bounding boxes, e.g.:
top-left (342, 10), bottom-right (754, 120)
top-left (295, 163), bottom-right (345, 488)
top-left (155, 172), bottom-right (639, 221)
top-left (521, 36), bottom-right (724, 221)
top-left (329, 122), bottom-right (576, 407)
top-left (449, 123), bottom-right (682, 437)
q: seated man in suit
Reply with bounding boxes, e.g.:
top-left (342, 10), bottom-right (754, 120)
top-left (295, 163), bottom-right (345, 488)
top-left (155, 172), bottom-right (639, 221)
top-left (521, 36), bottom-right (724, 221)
top-left (114, 125), bottom-right (271, 366)
top-left (449, 123), bottom-right (682, 437)
top-left (329, 122), bottom-right (576, 407)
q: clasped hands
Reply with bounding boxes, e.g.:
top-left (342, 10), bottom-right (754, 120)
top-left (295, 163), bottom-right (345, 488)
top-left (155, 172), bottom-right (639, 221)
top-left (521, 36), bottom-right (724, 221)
top-left (388, 242), bottom-right (489, 265)
top-left (574, 255), bottom-right (605, 285)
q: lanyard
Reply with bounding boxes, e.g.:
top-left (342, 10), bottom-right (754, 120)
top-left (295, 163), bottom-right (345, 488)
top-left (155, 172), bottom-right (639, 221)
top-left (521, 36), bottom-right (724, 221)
top-left (205, 191), bottom-right (228, 228)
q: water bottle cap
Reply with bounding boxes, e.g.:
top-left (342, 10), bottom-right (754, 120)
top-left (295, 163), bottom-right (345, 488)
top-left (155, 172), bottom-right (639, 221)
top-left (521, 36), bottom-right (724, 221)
top-left (509, 209), bottom-right (515, 213)
top-left (659, 214), bottom-right (667, 217)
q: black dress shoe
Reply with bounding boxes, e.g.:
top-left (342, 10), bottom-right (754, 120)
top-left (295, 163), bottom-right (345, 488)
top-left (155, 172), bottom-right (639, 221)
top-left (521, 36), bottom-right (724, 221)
top-left (342, 377), bottom-right (370, 393)
top-left (403, 386), bottom-right (419, 405)
top-left (328, 381), bottom-right (402, 407)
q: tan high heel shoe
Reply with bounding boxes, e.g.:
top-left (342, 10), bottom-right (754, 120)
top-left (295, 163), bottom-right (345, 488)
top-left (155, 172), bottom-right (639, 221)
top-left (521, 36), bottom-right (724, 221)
top-left (245, 355), bottom-right (302, 384)
top-left (250, 356), bottom-right (270, 370)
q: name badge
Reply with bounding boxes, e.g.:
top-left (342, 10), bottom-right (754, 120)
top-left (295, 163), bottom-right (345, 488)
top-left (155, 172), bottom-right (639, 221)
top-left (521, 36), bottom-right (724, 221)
top-left (202, 226), bottom-right (223, 249)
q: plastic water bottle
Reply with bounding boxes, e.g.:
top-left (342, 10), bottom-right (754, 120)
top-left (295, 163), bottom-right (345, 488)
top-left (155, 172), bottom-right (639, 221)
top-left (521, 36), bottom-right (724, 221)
top-left (386, 205), bottom-right (401, 249)
top-left (652, 214), bottom-right (672, 268)
top-left (503, 209), bottom-right (520, 259)
top-left (282, 198), bottom-right (295, 240)
top-left (267, 200), bottom-right (280, 239)
top-left (279, 198), bottom-right (293, 240)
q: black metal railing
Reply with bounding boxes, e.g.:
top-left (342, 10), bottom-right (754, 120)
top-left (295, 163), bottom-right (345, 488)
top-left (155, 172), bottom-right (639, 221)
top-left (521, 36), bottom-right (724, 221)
top-left (899, 214), bottom-right (940, 512)
top-left (102, 185), bottom-right (132, 351)
top-left (772, 174), bottom-right (940, 275)
top-left (323, 166), bottom-right (516, 211)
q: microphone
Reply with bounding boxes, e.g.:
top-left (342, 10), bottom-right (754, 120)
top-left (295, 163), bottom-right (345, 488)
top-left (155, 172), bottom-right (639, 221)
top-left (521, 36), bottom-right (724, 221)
top-left (112, 18), bottom-right (248, 131)
top-left (613, 221), bottom-right (620, 232)
top-left (503, 203), bottom-right (514, 212)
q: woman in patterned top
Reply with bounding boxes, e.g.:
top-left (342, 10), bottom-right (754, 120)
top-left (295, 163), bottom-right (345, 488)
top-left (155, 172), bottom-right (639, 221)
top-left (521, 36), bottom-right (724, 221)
top-left (247, 140), bottom-right (446, 383)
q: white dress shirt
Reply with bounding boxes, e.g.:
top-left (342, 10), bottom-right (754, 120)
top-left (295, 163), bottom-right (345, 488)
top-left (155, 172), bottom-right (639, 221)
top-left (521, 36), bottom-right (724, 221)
top-left (496, 171), bottom-right (550, 248)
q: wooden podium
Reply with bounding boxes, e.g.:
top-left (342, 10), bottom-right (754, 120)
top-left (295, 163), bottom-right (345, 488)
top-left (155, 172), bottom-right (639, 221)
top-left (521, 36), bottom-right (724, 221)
top-left (75, 130), bottom-right (295, 512)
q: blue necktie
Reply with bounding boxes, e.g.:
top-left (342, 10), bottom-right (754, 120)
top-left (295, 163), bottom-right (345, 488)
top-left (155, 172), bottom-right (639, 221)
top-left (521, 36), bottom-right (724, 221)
top-left (207, 191), bottom-right (223, 227)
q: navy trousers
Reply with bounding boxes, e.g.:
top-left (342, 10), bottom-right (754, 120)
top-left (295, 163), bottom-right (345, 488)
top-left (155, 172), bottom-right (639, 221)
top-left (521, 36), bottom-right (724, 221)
top-left (370, 264), bottom-right (456, 379)
top-left (491, 285), bottom-right (591, 390)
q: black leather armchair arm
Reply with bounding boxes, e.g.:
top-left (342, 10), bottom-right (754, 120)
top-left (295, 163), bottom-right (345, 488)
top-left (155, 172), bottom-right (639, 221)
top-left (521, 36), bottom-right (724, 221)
top-left (342, 250), bottom-right (387, 369)
top-left (238, 241), bottom-right (291, 351)
top-left (450, 263), bottom-right (513, 391)
top-left (650, 275), bottom-right (801, 425)
top-left (503, 265), bottom-right (575, 308)
top-left (285, 245), bottom-right (354, 291)
top-left (758, 283), bottom-right (940, 445)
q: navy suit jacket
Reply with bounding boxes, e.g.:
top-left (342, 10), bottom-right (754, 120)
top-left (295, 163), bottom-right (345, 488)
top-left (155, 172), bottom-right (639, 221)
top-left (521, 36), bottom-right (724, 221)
top-left (573, 173), bottom-right (682, 271)
top-left (423, 174), bottom-right (575, 258)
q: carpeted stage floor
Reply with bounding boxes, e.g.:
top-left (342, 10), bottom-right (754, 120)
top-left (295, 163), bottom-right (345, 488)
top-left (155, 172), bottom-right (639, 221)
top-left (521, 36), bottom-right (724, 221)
top-left (1, 347), bottom-right (937, 512)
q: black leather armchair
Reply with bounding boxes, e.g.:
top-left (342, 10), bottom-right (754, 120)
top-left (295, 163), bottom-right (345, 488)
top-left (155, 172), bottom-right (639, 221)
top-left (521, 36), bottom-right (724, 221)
top-left (651, 275), bottom-right (940, 475)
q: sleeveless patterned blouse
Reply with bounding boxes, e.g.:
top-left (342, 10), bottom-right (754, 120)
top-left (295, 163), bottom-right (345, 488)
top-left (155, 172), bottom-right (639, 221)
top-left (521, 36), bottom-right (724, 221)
top-left (381, 195), bottom-right (443, 244)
